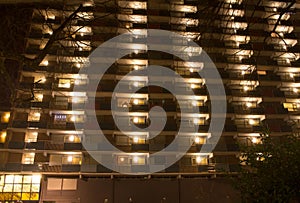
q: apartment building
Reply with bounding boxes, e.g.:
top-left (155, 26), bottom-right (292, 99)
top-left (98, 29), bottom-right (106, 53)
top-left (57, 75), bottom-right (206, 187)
top-left (0, 0), bottom-right (299, 202)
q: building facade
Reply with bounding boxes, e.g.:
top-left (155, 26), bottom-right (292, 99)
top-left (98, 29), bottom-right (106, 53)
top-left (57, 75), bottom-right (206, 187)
top-left (0, 0), bottom-right (299, 202)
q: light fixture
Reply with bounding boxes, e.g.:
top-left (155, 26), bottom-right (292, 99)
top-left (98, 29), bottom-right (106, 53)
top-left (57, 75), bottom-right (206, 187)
top-left (193, 118), bottom-right (199, 125)
top-left (190, 84), bottom-right (196, 89)
top-left (189, 68), bottom-right (194, 72)
top-left (248, 119), bottom-right (255, 125)
top-left (120, 157), bottom-right (125, 162)
top-left (133, 137), bottom-right (139, 143)
top-left (133, 99), bottom-right (139, 105)
top-left (69, 135), bottom-right (75, 142)
top-left (241, 70), bottom-right (246, 75)
top-left (67, 156), bottom-right (73, 162)
top-left (133, 117), bottom-right (139, 123)
top-left (133, 81), bottom-right (139, 87)
top-left (293, 88), bottom-right (298, 93)
top-left (42, 60), bottom-right (49, 66)
top-left (196, 156), bottom-right (202, 164)
top-left (40, 78), bottom-right (46, 83)
top-left (0, 131), bottom-right (7, 139)
top-left (194, 137), bottom-right (200, 144)
top-left (246, 102), bottom-right (252, 108)
top-left (133, 65), bottom-right (139, 70)
top-left (34, 112), bottom-right (41, 117)
top-left (243, 86), bottom-right (250, 91)
top-left (3, 112), bottom-right (10, 120)
top-left (192, 101), bottom-right (198, 106)
top-left (70, 116), bottom-right (76, 122)
top-left (36, 94), bottom-right (43, 101)
top-left (72, 97), bottom-right (79, 103)
top-left (76, 63), bottom-right (81, 68)
top-left (251, 137), bottom-right (258, 144)
top-left (132, 156), bottom-right (139, 163)
top-left (289, 73), bottom-right (294, 78)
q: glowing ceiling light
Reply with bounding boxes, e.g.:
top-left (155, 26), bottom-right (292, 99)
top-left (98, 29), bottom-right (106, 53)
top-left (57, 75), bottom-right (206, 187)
top-left (76, 63), bottom-right (81, 68)
top-left (69, 135), bottom-right (75, 142)
top-left (120, 157), bottom-right (125, 162)
top-left (133, 117), bottom-right (139, 123)
top-left (248, 119), bottom-right (256, 125)
top-left (67, 156), bottom-right (73, 162)
top-left (251, 137), bottom-right (258, 144)
top-left (243, 86), bottom-right (250, 91)
top-left (70, 116), bottom-right (76, 122)
top-left (133, 156), bottom-right (139, 163)
top-left (3, 112), bottom-right (10, 120)
top-left (192, 101), bottom-right (198, 106)
top-left (40, 78), bottom-right (46, 83)
top-left (36, 94), bottom-right (43, 101)
top-left (133, 65), bottom-right (139, 70)
top-left (34, 112), bottom-right (41, 117)
top-left (196, 156), bottom-right (202, 164)
top-left (193, 118), bottom-right (199, 125)
top-left (42, 60), bottom-right (49, 66)
top-left (0, 131), bottom-right (7, 139)
top-left (293, 88), bottom-right (298, 93)
top-left (133, 137), bottom-right (139, 143)
top-left (289, 73), bottom-right (294, 78)
top-left (133, 82), bottom-right (139, 87)
top-left (246, 102), bottom-right (252, 108)
top-left (241, 70), bottom-right (246, 75)
top-left (194, 137), bottom-right (200, 144)
top-left (189, 68), bottom-right (194, 72)
top-left (133, 99), bottom-right (139, 105)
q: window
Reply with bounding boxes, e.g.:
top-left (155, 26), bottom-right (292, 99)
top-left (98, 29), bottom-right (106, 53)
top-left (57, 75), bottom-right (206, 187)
top-left (192, 156), bottom-right (208, 165)
top-left (55, 96), bottom-right (68, 106)
top-left (58, 79), bottom-right (71, 88)
top-left (132, 136), bottom-right (146, 144)
top-left (53, 114), bottom-right (66, 125)
top-left (47, 178), bottom-right (77, 191)
top-left (0, 131), bottom-right (6, 143)
top-left (25, 131), bottom-right (38, 143)
top-left (131, 156), bottom-right (146, 165)
top-left (283, 102), bottom-right (299, 112)
top-left (131, 116), bottom-right (146, 124)
top-left (115, 135), bottom-right (130, 146)
top-left (64, 135), bottom-right (81, 143)
top-left (0, 174), bottom-right (41, 201)
top-left (22, 153), bottom-right (35, 164)
top-left (33, 93), bottom-right (43, 102)
top-left (1, 112), bottom-right (10, 123)
top-left (28, 111), bottom-right (41, 122)
top-left (62, 155), bottom-right (82, 165)
top-left (117, 156), bottom-right (130, 165)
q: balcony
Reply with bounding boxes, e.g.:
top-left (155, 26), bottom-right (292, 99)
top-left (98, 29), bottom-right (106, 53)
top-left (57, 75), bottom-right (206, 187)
top-left (64, 143), bottom-right (82, 150)
top-left (62, 164), bottom-right (81, 172)
top-left (131, 144), bottom-right (149, 151)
